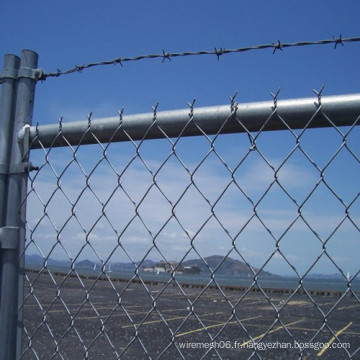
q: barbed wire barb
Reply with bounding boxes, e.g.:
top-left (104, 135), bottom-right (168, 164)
top-left (334, 34), bottom-right (344, 49)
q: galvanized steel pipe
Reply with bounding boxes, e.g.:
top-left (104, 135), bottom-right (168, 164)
top-left (28, 93), bottom-right (360, 149)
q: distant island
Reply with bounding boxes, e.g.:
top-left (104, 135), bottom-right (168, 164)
top-left (25, 254), bottom-right (359, 280)
top-left (181, 255), bottom-right (273, 277)
top-left (25, 254), bottom-right (275, 277)
top-left (142, 260), bottom-right (201, 275)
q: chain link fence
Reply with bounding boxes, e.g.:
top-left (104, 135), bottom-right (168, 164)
top-left (0, 49), bottom-right (359, 360)
top-left (20, 91), bottom-right (360, 359)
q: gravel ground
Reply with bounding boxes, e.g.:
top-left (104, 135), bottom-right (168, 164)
top-left (20, 271), bottom-right (359, 360)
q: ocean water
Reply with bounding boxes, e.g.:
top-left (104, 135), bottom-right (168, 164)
top-left (28, 265), bottom-right (360, 293)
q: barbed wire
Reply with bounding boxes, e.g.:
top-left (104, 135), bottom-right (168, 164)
top-left (35, 35), bottom-right (360, 81)
top-left (0, 35), bottom-right (359, 84)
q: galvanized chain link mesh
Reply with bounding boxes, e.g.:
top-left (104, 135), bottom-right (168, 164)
top-left (20, 92), bottom-right (359, 359)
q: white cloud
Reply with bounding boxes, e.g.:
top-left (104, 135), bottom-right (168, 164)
top-left (26, 145), bottom-right (359, 275)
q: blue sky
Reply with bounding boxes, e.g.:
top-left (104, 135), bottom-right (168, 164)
top-left (1, 1), bottom-right (359, 276)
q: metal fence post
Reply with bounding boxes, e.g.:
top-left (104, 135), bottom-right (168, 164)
top-left (0, 54), bottom-right (20, 227)
top-left (0, 50), bottom-right (39, 360)
top-left (0, 53), bottom-right (21, 360)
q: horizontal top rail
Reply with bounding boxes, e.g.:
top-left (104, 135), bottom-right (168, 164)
top-left (28, 93), bottom-right (360, 149)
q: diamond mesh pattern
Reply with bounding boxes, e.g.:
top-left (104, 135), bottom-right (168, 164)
top-left (21, 93), bottom-right (360, 359)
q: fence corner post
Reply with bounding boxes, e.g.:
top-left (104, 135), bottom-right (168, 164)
top-left (0, 49), bottom-right (38, 360)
